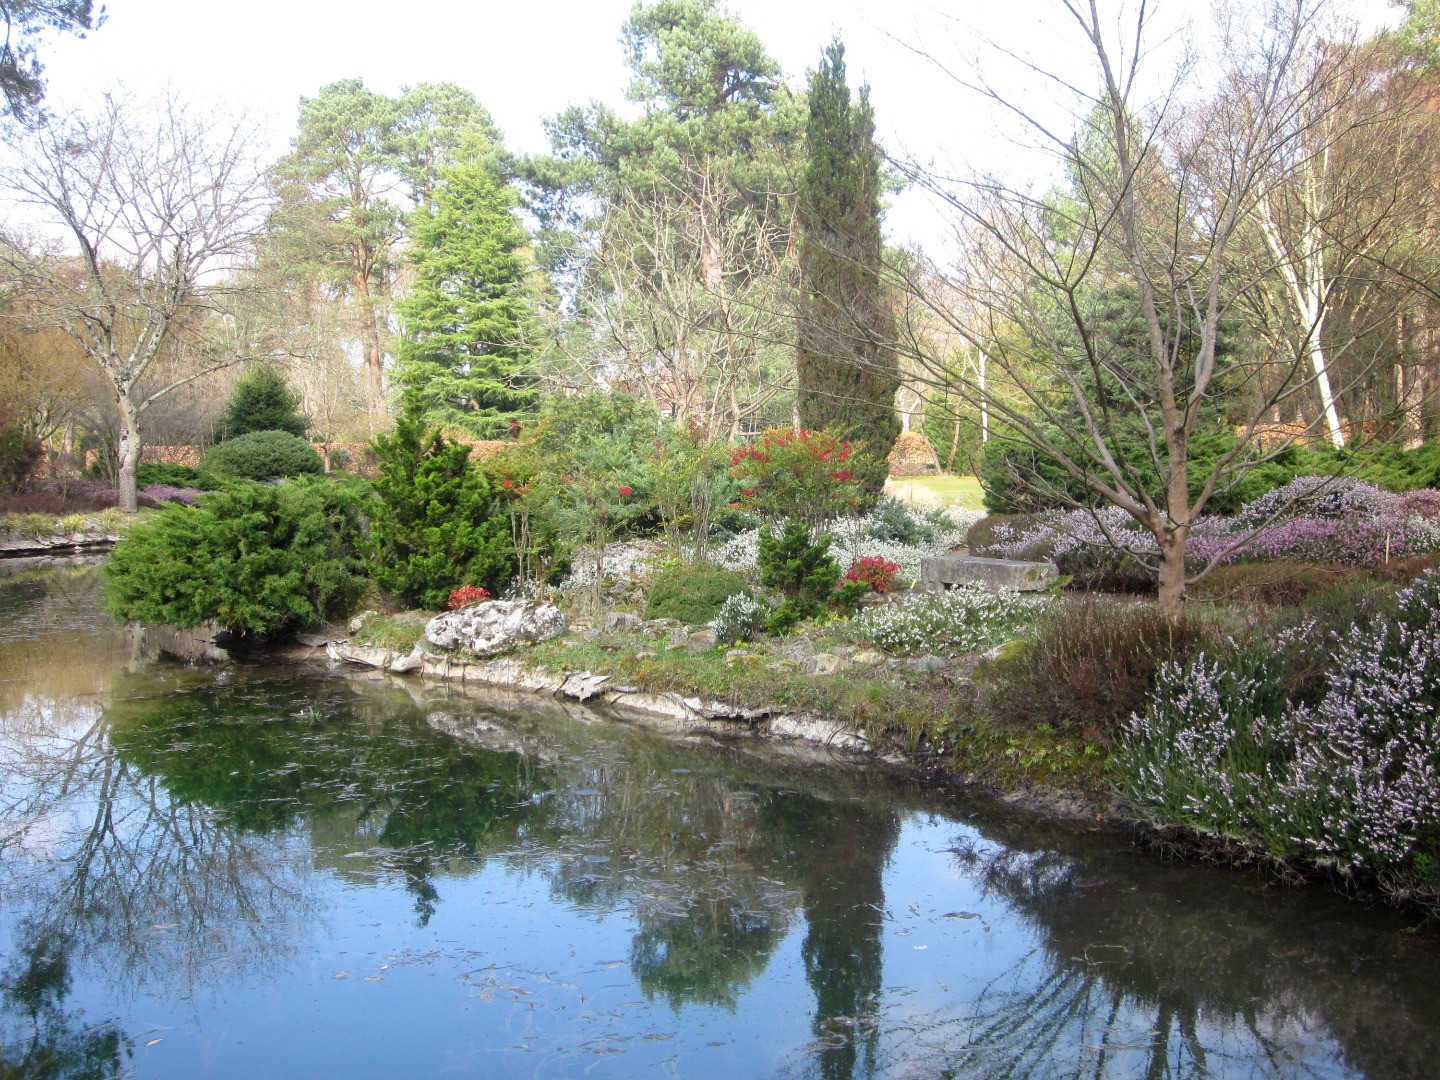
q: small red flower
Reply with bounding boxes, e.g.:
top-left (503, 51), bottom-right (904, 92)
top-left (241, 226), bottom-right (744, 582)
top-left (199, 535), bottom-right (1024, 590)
top-left (447, 584), bottom-right (492, 609)
top-left (618, 485), bottom-right (633, 497)
top-left (501, 479), bottom-right (516, 489)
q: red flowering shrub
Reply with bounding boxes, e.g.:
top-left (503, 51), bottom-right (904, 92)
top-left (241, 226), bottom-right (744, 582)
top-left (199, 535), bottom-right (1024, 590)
top-left (728, 427), bottom-right (866, 530)
top-left (446, 584), bottom-right (492, 609)
top-left (844, 555), bottom-right (902, 594)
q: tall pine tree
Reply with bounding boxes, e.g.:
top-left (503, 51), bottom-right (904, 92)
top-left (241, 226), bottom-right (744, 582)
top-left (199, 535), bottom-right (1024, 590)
top-left (396, 160), bottom-right (537, 437)
top-left (796, 39), bottom-right (899, 493)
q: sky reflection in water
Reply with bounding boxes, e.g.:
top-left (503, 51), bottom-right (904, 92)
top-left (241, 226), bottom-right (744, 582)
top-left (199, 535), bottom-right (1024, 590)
top-left (1, 562), bottom-right (1437, 1080)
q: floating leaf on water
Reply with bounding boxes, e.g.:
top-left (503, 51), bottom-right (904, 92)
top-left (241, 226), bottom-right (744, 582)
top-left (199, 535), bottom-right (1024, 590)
top-left (333, 971), bottom-right (349, 979)
top-left (144, 1039), bottom-right (163, 1048)
top-left (942, 911), bottom-right (979, 920)
top-left (364, 976), bottom-right (383, 982)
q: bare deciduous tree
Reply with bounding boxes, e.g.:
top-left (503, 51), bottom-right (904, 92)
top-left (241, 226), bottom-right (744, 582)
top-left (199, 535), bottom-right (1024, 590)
top-left (0, 91), bottom-right (270, 509)
top-left (892, 0), bottom-right (1431, 611)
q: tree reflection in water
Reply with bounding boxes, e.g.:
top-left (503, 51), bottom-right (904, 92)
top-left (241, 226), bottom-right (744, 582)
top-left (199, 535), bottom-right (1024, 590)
top-left (3, 570), bottom-right (1437, 1080)
top-left (865, 818), bottom-right (1440, 1080)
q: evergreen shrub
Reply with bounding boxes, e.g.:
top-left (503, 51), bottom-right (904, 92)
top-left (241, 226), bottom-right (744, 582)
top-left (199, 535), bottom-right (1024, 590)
top-left (368, 408), bottom-right (514, 609)
top-left (758, 521), bottom-right (840, 632)
top-left (644, 562), bottom-right (752, 625)
top-left (202, 430), bottom-right (324, 481)
top-left (220, 364), bottom-right (307, 440)
top-left (103, 478), bottom-right (369, 637)
top-left (136, 463), bottom-right (227, 491)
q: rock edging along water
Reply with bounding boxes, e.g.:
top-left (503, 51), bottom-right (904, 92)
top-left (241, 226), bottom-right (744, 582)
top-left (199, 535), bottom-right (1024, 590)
top-left (0, 534), bottom-right (119, 558)
top-left (325, 638), bottom-right (873, 755)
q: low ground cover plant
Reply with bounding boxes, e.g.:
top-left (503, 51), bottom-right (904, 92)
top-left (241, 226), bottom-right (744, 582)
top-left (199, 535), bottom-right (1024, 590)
top-left (1118, 572), bottom-right (1440, 910)
top-left (644, 562), bottom-right (751, 625)
top-left (848, 584), bottom-right (1047, 657)
top-left (983, 596), bottom-right (1229, 741)
top-left (975, 477), bottom-right (1440, 575)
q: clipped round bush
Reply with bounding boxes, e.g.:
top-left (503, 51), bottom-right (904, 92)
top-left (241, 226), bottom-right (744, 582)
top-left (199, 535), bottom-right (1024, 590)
top-left (202, 430), bottom-right (323, 481)
top-left (645, 562), bottom-right (752, 625)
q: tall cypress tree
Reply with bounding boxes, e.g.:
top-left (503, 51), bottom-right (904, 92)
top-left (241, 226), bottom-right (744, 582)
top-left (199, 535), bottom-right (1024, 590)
top-left (796, 38), bottom-right (899, 493)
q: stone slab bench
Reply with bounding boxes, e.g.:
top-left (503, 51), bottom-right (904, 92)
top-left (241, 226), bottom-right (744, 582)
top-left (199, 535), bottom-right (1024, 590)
top-left (919, 555), bottom-right (1059, 593)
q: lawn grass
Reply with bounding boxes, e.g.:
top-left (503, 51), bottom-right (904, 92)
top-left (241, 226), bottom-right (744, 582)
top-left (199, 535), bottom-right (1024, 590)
top-left (884, 474), bottom-right (986, 511)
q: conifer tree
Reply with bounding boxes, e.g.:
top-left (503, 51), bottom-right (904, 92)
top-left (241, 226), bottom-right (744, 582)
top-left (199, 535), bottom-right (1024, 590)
top-left (220, 364), bottom-right (308, 441)
top-left (796, 38), bottom-right (899, 493)
top-left (395, 160), bottom-right (537, 436)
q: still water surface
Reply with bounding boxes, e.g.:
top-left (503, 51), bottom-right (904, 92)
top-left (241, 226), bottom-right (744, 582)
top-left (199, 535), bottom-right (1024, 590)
top-left (1, 560), bottom-right (1437, 1079)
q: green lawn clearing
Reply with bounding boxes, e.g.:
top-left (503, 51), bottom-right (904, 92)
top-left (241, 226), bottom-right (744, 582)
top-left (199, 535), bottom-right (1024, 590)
top-left (883, 474), bottom-right (986, 511)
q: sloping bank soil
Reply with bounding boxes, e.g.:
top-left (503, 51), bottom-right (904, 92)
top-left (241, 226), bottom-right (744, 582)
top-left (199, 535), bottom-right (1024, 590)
top-left (318, 631), bottom-right (1118, 828)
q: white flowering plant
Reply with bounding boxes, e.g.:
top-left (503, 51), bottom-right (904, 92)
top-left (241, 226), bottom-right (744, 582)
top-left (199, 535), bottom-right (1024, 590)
top-left (848, 584), bottom-right (1049, 657)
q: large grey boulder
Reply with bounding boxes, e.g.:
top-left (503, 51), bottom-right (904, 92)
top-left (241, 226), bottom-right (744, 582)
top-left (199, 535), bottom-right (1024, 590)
top-left (425, 600), bottom-right (568, 657)
top-left (920, 555), bottom-right (1059, 593)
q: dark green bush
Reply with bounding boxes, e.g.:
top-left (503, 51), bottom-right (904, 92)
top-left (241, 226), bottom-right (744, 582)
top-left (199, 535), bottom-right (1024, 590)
top-left (136, 463), bottom-right (227, 491)
top-left (645, 562), bottom-right (751, 625)
top-left (202, 430), bottom-right (323, 481)
top-left (367, 408), bottom-right (514, 609)
top-left (220, 364), bottom-right (307, 440)
top-left (758, 521), bottom-right (840, 631)
top-left (103, 478), bottom-right (369, 637)
top-left (984, 596), bottom-right (1225, 741)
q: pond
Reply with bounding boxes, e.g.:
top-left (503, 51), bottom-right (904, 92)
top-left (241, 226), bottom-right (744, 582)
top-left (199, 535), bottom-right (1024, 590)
top-left (1, 560), bottom-right (1437, 1079)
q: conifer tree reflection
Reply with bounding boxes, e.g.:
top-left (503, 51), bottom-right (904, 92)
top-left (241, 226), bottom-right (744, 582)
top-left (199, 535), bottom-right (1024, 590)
top-left (757, 790), bottom-right (899, 1080)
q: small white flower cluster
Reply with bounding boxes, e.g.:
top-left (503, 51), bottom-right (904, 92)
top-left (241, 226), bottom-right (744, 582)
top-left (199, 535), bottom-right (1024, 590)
top-left (713, 592), bottom-right (768, 644)
top-left (849, 584), bottom-right (1048, 656)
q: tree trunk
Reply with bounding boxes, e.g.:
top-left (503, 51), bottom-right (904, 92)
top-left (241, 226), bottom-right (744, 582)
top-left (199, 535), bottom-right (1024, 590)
top-left (116, 393), bottom-right (142, 514)
top-left (1156, 530), bottom-right (1187, 616)
top-left (354, 268), bottom-right (385, 403)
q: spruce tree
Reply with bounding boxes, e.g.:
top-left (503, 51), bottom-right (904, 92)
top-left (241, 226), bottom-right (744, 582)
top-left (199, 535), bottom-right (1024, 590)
top-left (796, 38), bottom-right (900, 493)
top-left (396, 160), bottom-right (537, 437)
top-left (220, 364), bottom-right (308, 441)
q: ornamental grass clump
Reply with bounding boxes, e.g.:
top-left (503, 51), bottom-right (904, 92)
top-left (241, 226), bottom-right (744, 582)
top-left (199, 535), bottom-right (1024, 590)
top-left (850, 585), bottom-right (1047, 657)
top-left (1119, 572), bottom-right (1440, 909)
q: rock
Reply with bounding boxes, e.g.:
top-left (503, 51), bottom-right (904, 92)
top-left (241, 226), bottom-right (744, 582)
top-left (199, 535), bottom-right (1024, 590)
top-left (667, 627), bottom-right (690, 648)
top-left (781, 636), bottom-right (816, 661)
top-left (806, 652), bottom-right (851, 676)
top-left (603, 611), bottom-right (646, 635)
top-left (424, 600), bottom-right (568, 657)
top-left (632, 649), bottom-right (657, 661)
top-left (645, 618), bottom-right (684, 634)
top-left (389, 646), bottom-right (426, 674)
top-left (906, 654), bottom-right (947, 675)
top-left (327, 641), bottom-right (394, 668)
top-left (687, 628), bottom-right (718, 649)
top-left (389, 610), bottom-right (432, 628)
top-left (294, 631), bottom-right (332, 648)
top-left (851, 649), bottom-right (887, 666)
top-left (920, 555), bottom-right (1059, 593)
top-left (348, 610), bottom-right (377, 634)
top-left (560, 670), bottom-right (610, 701)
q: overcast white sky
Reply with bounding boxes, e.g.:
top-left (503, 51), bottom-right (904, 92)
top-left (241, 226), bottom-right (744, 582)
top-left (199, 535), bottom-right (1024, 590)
top-left (34, 0), bottom-right (1403, 249)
